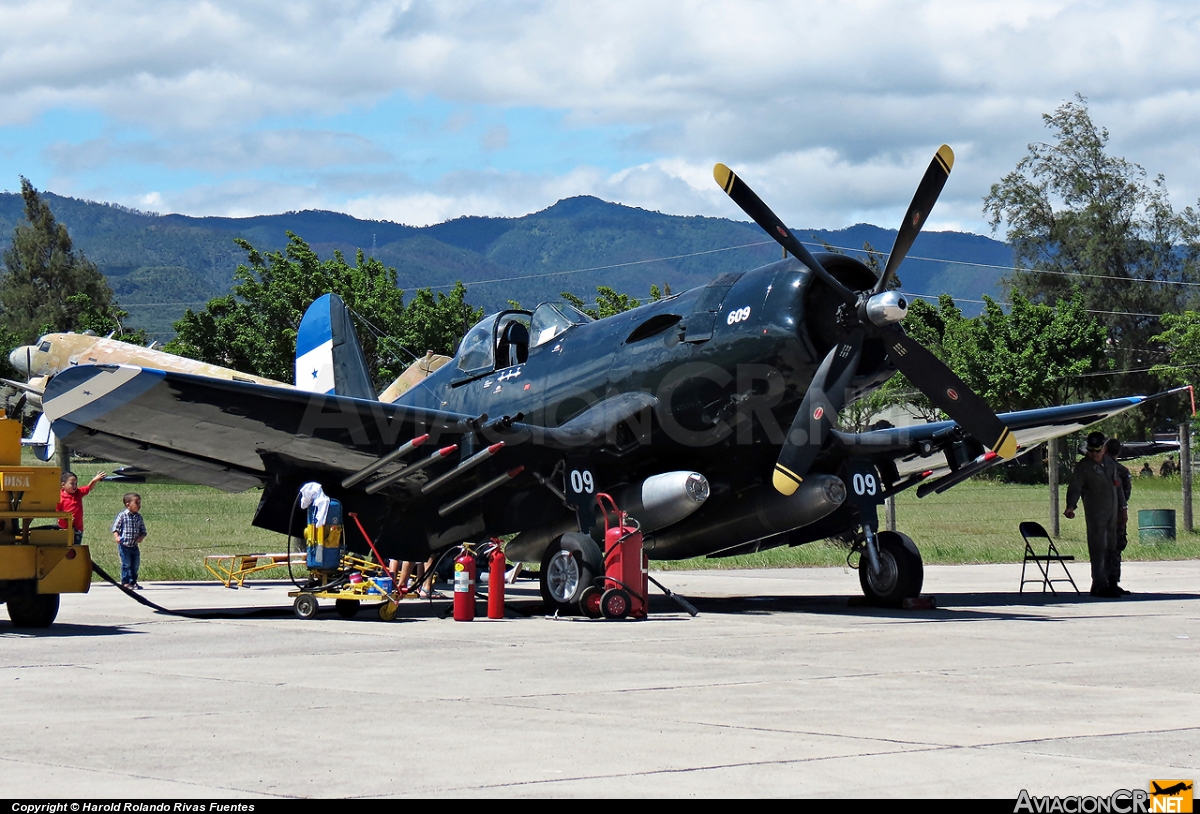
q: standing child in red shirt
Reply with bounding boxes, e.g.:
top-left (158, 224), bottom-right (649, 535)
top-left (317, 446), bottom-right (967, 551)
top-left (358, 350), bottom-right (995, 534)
top-left (58, 470), bottom-right (107, 545)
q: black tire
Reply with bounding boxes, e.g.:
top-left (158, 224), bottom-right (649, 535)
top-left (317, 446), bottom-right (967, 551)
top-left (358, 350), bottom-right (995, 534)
top-left (294, 594), bottom-right (319, 619)
top-left (859, 531), bottom-right (923, 607)
top-left (335, 599), bottom-right (361, 619)
top-left (540, 532), bottom-right (602, 611)
top-left (600, 588), bottom-right (631, 620)
top-left (579, 585), bottom-right (603, 619)
top-left (6, 588), bottom-right (59, 628)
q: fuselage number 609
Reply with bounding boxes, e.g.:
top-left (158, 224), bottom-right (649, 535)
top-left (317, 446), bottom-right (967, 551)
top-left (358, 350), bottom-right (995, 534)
top-left (851, 472), bottom-right (878, 497)
top-left (569, 469), bottom-right (595, 495)
top-left (726, 306), bottom-right (751, 325)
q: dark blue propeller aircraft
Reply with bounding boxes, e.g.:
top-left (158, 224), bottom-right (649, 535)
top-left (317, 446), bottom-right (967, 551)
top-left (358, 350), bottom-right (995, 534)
top-left (43, 146), bottom-right (1161, 608)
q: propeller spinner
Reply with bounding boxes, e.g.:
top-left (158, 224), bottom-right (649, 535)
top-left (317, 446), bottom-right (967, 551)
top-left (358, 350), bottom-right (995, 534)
top-left (714, 146), bottom-right (1017, 495)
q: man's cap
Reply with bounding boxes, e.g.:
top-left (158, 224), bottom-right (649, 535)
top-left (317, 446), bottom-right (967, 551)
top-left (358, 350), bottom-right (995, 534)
top-left (1086, 431), bottom-right (1107, 451)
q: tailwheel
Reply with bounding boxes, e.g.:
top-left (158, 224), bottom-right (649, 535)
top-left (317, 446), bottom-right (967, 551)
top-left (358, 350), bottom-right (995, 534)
top-left (859, 531), bottom-right (923, 607)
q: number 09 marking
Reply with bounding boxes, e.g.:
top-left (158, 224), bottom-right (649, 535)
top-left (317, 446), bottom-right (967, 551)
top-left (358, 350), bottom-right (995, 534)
top-left (569, 469), bottom-right (595, 494)
top-left (851, 472), bottom-right (877, 496)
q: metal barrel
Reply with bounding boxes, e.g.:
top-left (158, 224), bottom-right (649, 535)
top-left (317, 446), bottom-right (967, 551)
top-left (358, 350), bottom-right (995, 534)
top-left (1137, 509), bottom-right (1176, 543)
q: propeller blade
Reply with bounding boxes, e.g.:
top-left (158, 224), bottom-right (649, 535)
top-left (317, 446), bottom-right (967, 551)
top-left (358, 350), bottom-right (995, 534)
top-left (774, 330), bottom-right (864, 495)
top-left (884, 330), bottom-right (1017, 459)
top-left (714, 163), bottom-right (858, 307)
top-left (875, 145), bottom-right (954, 294)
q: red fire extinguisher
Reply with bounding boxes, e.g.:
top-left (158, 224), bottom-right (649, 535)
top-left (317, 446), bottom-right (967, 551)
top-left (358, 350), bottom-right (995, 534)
top-left (453, 545), bottom-right (476, 621)
top-left (596, 493), bottom-right (648, 620)
top-left (487, 538), bottom-right (505, 620)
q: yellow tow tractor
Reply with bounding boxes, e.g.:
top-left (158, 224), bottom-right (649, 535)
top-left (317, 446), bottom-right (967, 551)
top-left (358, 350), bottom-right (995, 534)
top-left (0, 411), bottom-right (92, 627)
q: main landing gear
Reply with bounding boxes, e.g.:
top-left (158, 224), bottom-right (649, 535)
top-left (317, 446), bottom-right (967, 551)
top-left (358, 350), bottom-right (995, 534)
top-left (539, 532), bottom-right (603, 612)
top-left (856, 528), bottom-right (923, 607)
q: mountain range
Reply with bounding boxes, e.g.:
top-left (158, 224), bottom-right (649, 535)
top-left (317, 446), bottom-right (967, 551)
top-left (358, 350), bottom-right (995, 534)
top-left (0, 191), bottom-right (1017, 341)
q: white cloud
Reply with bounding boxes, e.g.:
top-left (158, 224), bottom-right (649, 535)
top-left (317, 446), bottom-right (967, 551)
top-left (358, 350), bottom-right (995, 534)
top-left (5, 0), bottom-right (1200, 230)
top-left (43, 130), bottom-right (391, 174)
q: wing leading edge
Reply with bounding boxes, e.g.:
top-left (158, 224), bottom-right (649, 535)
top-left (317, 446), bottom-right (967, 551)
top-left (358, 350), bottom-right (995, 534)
top-left (832, 393), bottom-right (1176, 493)
top-left (43, 364), bottom-right (644, 492)
top-left (44, 364), bottom-right (488, 492)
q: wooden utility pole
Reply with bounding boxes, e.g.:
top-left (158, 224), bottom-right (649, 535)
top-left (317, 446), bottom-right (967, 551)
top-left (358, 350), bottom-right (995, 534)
top-left (1048, 437), bottom-right (1060, 536)
top-left (1182, 423), bottom-right (1193, 533)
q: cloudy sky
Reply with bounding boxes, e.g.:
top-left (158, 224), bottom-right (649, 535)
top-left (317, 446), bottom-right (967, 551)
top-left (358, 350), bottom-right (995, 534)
top-left (2, 0), bottom-right (1199, 236)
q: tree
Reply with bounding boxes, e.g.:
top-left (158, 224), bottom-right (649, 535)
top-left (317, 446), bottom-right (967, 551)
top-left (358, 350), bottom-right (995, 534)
top-left (166, 233), bottom-right (482, 390)
top-left (1151, 311), bottom-right (1200, 386)
top-left (1150, 311), bottom-right (1200, 428)
top-left (559, 283), bottom-right (670, 319)
top-left (983, 95), bottom-right (1200, 434)
top-left (957, 291), bottom-right (1110, 412)
top-left (0, 178), bottom-right (140, 366)
top-left (876, 291), bottom-right (1109, 422)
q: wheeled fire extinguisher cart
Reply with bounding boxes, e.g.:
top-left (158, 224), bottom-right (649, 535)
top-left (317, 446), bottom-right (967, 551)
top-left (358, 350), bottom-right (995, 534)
top-left (579, 493), bottom-right (648, 620)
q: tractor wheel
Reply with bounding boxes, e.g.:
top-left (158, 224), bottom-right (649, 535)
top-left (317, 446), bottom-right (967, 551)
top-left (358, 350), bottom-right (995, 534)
top-left (378, 601), bottom-right (397, 622)
top-left (6, 587), bottom-right (59, 628)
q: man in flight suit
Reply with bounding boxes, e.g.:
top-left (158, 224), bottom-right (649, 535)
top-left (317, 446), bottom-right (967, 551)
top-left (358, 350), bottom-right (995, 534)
top-left (1105, 437), bottom-right (1132, 594)
top-left (1064, 431), bottom-right (1127, 598)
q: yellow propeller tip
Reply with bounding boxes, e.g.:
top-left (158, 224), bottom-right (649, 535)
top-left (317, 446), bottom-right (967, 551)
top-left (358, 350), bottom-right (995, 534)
top-left (772, 465), bottom-right (802, 496)
top-left (937, 144), bottom-right (954, 172)
top-left (713, 163), bottom-right (734, 192)
top-left (992, 428), bottom-right (1017, 459)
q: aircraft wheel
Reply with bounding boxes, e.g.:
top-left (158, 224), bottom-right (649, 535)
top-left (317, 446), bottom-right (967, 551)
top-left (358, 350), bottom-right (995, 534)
top-left (600, 588), bottom-right (630, 620)
top-left (378, 601), bottom-right (397, 622)
top-left (335, 599), bottom-right (361, 619)
top-left (859, 531), bottom-right (923, 607)
top-left (579, 585), bottom-right (603, 619)
top-left (293, 594), bottom-right (319, 619)
top-left (6, 587), bottom-right (59, 628)
top-left (540, 532), bottom-right (601, 611)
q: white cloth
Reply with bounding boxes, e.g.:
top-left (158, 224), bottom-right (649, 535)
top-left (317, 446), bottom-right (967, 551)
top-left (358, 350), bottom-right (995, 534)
top-left (299, 481), bottom-right (331, 527)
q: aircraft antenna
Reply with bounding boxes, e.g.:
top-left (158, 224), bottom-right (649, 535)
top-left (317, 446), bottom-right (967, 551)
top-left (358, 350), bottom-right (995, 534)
top-left (346, 305), bottom-right (422, 365)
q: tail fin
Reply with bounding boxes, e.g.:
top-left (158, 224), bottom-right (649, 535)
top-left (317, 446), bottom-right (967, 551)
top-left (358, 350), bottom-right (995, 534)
top-left (22, 412), bottom-right (57, 461)
top-left (295, 293), bottom-right (376, 400)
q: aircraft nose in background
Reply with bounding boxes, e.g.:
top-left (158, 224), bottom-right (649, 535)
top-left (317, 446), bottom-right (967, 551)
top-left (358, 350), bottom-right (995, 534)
top-left (8, 346), bottom-right (34, 375)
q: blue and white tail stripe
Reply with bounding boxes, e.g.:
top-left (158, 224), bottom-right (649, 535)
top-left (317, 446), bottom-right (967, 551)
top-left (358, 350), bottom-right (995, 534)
top-left (294, 293), bottom-right (376, 401)
top-left (296, 293), bottom-right (337, 395)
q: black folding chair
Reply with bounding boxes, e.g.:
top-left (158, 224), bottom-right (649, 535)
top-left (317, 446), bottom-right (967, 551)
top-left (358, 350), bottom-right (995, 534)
top-left (1019, 521), bottom-right (1079, 594)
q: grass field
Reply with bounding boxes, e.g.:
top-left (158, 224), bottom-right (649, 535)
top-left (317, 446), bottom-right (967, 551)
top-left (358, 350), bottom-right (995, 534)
top-left (61, 459), bottom-right (1199, 582)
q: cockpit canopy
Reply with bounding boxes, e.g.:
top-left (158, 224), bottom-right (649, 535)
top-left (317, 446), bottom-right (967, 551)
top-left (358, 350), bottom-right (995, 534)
top-left (529, 301), bottom-right (593, 348)
top-left (456, 302), bottom-right (593, 374)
